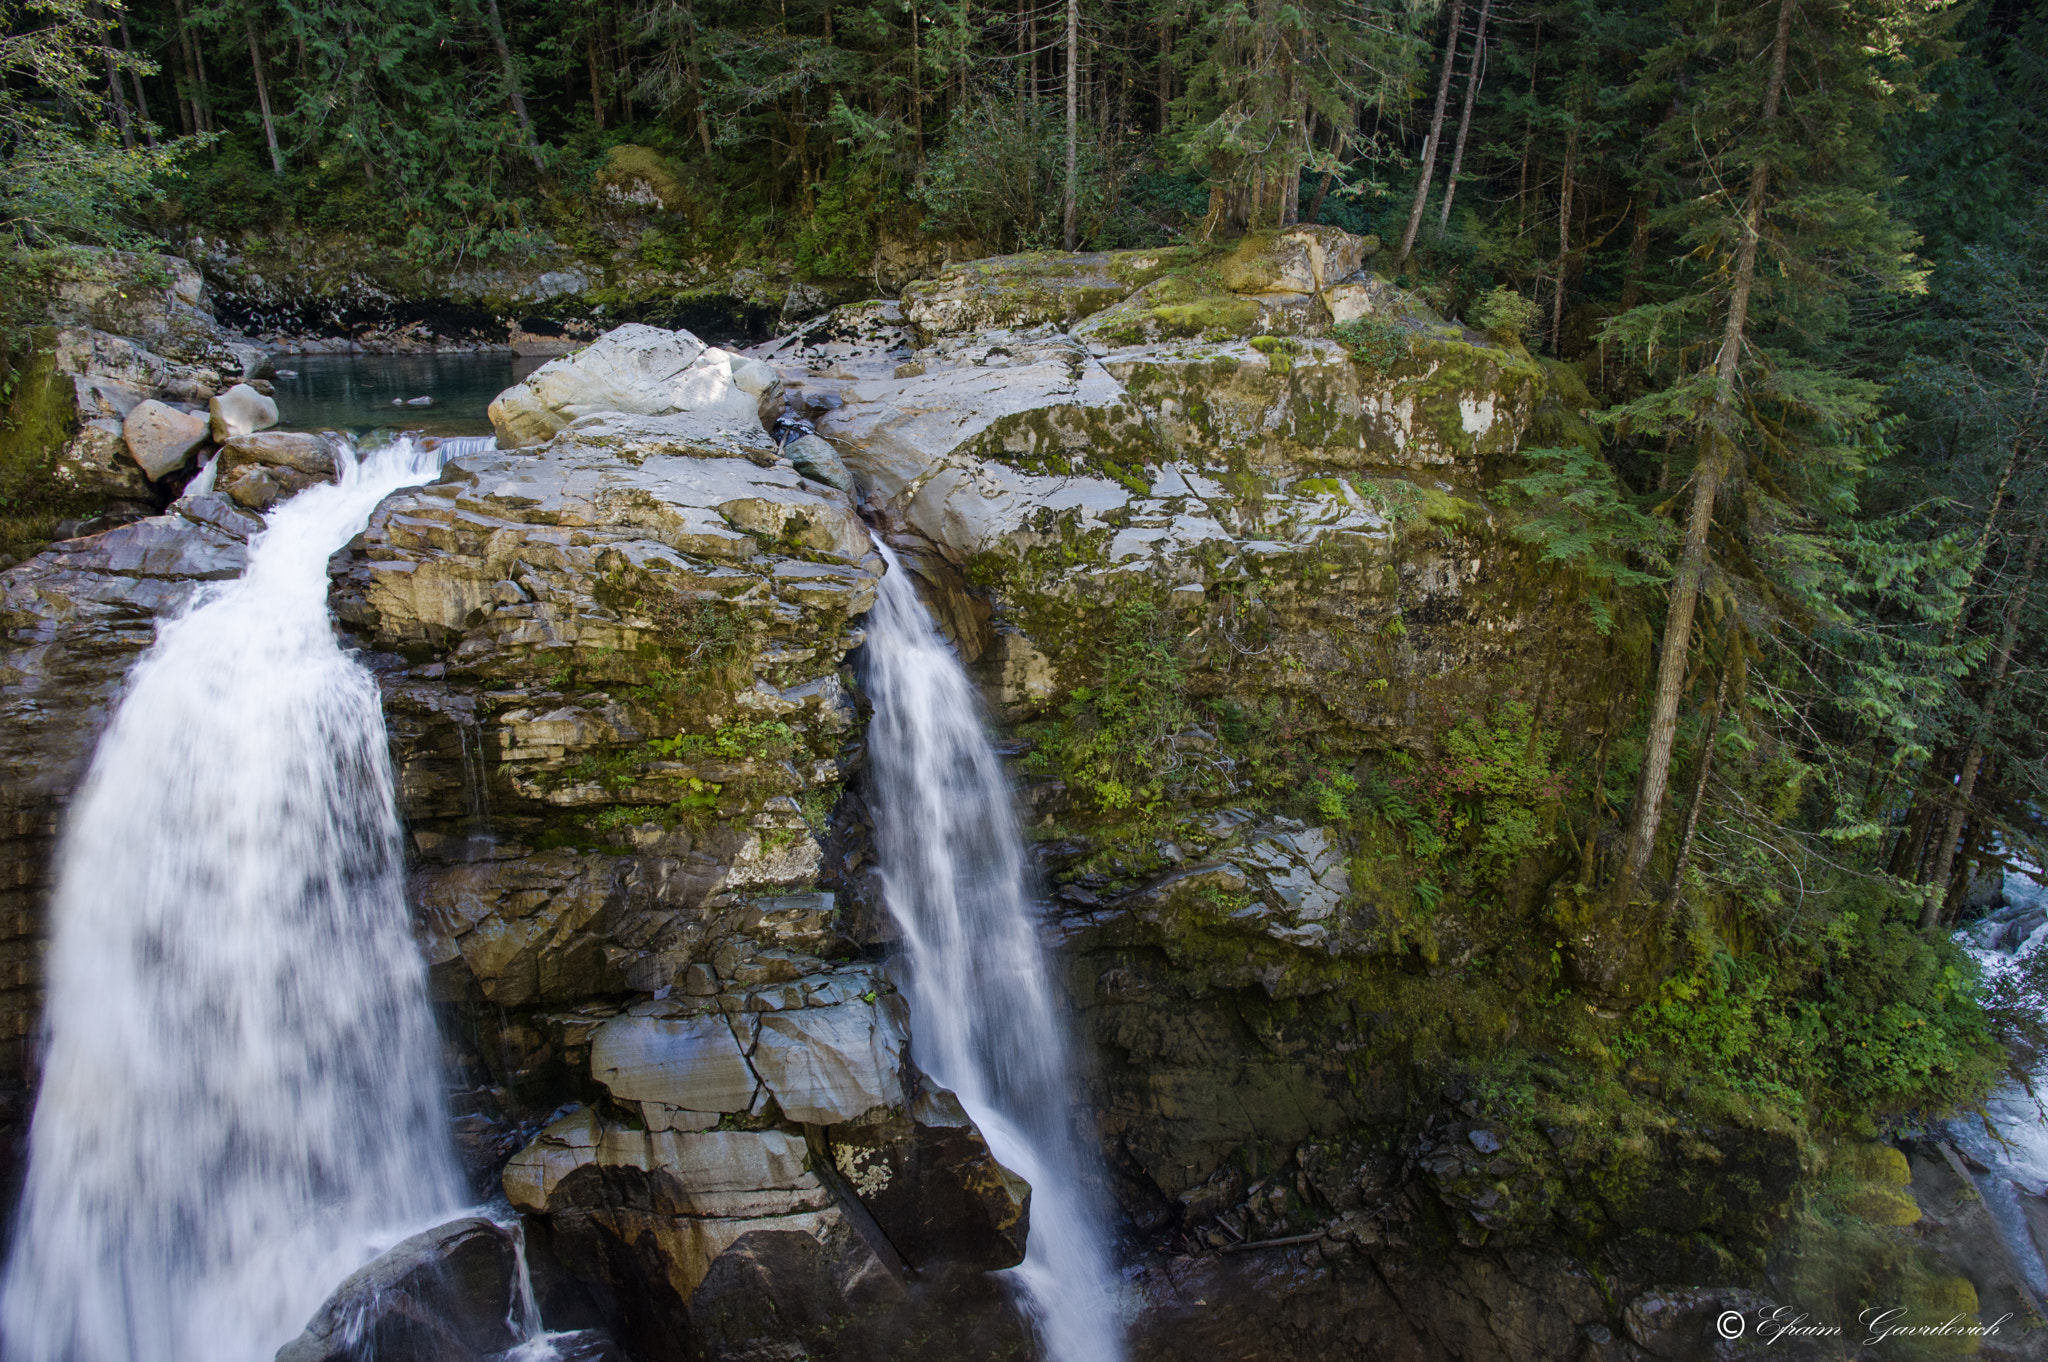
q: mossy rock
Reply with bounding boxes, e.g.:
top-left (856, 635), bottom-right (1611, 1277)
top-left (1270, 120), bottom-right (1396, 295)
top-left (1075, 269), bottom-right (1342, 346)
top-left (1839, 1141), bottom-right (1913, 1186)
top-left (594, 144), bottom-right (693, 215)
top-left (1902, 1275), bottom-right (1982, 1354)
top-left (0, 335), bottom-right (99, 558)
top-left (1217, 226), bottom-right (1372, 296)
top-left (900, 247), bottom-right (1202, 339)
top-left (1841, 1184), bottom-right (1922, 1226)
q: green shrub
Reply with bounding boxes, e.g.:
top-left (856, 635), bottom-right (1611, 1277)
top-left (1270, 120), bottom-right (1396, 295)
top-left (1330, 315), bottom-right (1412, 370)
top-left (1468, 285), bottom-right (1542, 344)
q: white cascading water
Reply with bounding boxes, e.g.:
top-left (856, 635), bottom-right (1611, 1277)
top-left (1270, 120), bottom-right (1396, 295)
top-left (1, 435), bottom-right (466, 1362)
top-left (1946, 868), bottom-right (2048, 1304)
top-left (861, 542), bottom-right (1125, 1362)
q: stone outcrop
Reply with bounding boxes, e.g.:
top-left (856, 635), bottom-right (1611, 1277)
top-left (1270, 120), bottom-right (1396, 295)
top-left (10, 252), bottom-right (276, 539)
top-left (486, 324), bottom-right (781, 451)
top-left (121, 400), bottom-right (211, 479)
top-left (311, 337), bottom-right (1041, 1354)
top-left (275, 1217), bottom-right (531, 1362)
top-left (214, 430), bottom-right (338, 510)
top-left (5, 247), bottom-right (2036, 1362)
top-left (208, 381), bottom-right (280, 442)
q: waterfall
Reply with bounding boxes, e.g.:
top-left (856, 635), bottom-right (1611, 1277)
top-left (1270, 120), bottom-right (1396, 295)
top-left (1946, 869), bottom-right (2048, 1308)
top-left (861, 542), bottom-right (1125, 1362)
top-left (1, 437), bottom-right (464, 1362)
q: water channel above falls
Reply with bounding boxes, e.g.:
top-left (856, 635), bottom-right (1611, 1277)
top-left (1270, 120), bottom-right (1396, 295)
top-left (271, 352), bottom-right (549, 437)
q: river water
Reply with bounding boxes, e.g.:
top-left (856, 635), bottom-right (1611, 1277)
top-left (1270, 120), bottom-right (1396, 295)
top-left (1946, 868), bottom-right (2048, 1307)
top-left (0, 439), bottom-right (463, 1362)
top-left (271, 352), bottom-right (546, 436)
top-left (861, 542), bottom-right (1126, 1362)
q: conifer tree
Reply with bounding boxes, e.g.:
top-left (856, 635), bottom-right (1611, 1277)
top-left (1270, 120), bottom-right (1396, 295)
top-left (1602, 0), bottom-right (1942, 901)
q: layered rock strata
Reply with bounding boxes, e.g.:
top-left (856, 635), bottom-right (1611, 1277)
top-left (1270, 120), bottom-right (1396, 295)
top-left (3, 235), bottom-right (2038, 1360)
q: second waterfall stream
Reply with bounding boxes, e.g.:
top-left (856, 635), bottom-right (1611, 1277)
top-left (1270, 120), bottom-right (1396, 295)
top-left (861, 541), bottom-right (1126, 1362)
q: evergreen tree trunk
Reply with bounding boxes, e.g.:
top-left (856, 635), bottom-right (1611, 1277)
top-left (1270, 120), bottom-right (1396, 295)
top-left (481, 0), bottom-right (546, 171)
top-left (1552, 116), bottom-right (1577, 349)
top-left (588, 38), bottom-right (605, 127)
top-left (116, 11), bottom-right (156, 148)
top-left (101, 48), bottom-right (134, 150)
top-left (1436, 0), bottom-right (1490, 232)
top-left (1063, 0), bottom-right (1078, 249)
top-left (1923, 524), bottom-right (2043, 927)
top-left (1616, 0), bottom-right (1796, 901)
top-left (1620, 199), bottom-right (1651, 311)
top-left (173, 0), bottom-right (204, 133)
top-left (1156, 16), bottom-right (1171, 132)
top-left (1396, 0), bottom-right (1466, 267)
top-left (1663, 668), bottom-right (1728, 916)
top-left (243, 18), bottom-right (283, 175)
top-left (910, 0), bottom-right (923, 162)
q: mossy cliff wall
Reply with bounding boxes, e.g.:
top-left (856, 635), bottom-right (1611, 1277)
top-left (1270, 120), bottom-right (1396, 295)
top-left (0, 231), bottom-right (2028, 1359)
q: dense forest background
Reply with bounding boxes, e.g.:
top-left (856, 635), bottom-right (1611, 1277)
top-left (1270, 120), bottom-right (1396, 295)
top-left (1, 0), bottom-right (2046, 1125)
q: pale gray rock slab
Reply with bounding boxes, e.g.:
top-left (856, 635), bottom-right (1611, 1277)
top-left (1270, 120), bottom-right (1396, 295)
top-left (207, 382), bottom-right (278, 442)
top-left (589, 1013), bottom-right (759, 1113)
top-left (54, 326), bottom-right (223, 405)
top-left (748, 995), bottom-right (908, 1125)
top-left (121, 399), bottom-right (210, 479)
top-left (784, 433), bottom-right (852, 491)
top-left (488, 323), bottom-right (773, 453)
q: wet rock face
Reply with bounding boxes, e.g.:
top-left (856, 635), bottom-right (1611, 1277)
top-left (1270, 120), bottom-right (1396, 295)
top-left (2, 278), bottom-right (1793, 1362)
top-left (274, 1217), bottom-right (528, 1362)
top-left (214, 430), bottom-right (337, 510)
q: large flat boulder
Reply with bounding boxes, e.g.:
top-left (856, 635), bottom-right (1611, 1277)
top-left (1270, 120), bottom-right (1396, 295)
top-left (742, 994), bottom-right (910, 1124)
top-left (590, 1012), bottom-right (758, 1120)
top-left (214, 430), bottom-right (337, 510)
top-left (486, 323), bottom-right (775, 452)
top-left (900, 247), bottom-right (1197, 340)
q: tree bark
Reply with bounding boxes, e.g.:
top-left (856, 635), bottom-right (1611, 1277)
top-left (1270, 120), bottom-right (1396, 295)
top-left (244, 19), bottom-right (283, 174)
top-left (1552, 114), bottom-right (1577, 349)
top-left (1396, 0), bottom-right (1466, 267)
top-left (116, 11), bottom-right (157, 147)
top-left (588, 37), bottom-right (605, 127)
top-left (1157, 16), bottom-right (1172, 132)
top-left (172, 0), bottom-right (204, 133)
top-left (1615, 0), bottom-right (1796, 901)
top-left (1063, 0), bottom-right (1079, 249)
top-left (1663, 668), bottom-right (1728, 917)
top-left (481, 0), bottom-right (547, 171)
top-left (1436, 0), bottom-right (1490, 232)
top-left (1620, 199), bottom-right (1651, 311)
top-left (102, 50), bottom-right (135, 150)
top-left (910, 0), bottom-right (923, 162)
top-left (1923, 524), bottom-right (2043, 927)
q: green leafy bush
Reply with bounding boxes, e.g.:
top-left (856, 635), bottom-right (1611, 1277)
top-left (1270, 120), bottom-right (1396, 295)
top-left (1330, 315), bottom-right (1412, 370)
top-left (1468, 286), bottom-right (1542, 344)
